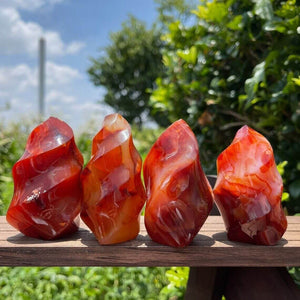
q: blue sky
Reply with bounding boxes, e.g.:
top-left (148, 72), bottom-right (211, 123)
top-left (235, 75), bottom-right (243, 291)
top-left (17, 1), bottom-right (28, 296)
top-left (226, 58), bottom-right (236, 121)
top-left (0, 0), bottom-right (157, 133)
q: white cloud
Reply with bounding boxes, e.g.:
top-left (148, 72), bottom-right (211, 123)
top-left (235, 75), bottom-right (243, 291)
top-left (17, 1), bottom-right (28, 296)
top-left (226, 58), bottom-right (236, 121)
top-left (46, 90), bottom-right (76, 104)
top-left (0, 64), bottom-right (36, 92)
top-left (0, 62), bottom-right (81, 120)
top-left (46, 62), bottom-right (81, 86)
top-left (73, 102), bottom-right (101, 111)
top-left (0, 62), bottom-right (81, 96)
top-left (0, 0), bottom-right (111, 132)
top-left (0, 7), bottom-right (85, 57)
top-left (0, 0), bottom-right (65, 12)
top-left (66, 41), bottom-right (87, 54)
top-left (0, 61), bottom-right (111, 132)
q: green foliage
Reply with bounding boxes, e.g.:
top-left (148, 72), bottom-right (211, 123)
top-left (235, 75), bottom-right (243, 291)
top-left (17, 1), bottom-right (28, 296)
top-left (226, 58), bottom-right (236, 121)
top-left (0, 267), bottom-right (171, 300)
top-left (154, 0), bottom-right (197, 29)
top-left (0, 121), bottom-right (35, 215)
top-left (88, 16), bottom-right (168, 127)
top-left (150, 0), bottom-right (300, 214)
top-left (289, 267), bottom-right (300, 287)
top-left (160, 267), bottom-right (189, 299)
top-left (75, 130), bottom-right (94, 167)
top-left (132, 126), bottom-right (164, 160)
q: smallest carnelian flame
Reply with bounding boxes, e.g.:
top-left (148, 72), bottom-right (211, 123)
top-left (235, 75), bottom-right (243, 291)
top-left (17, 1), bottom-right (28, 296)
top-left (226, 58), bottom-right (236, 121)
top-left (80, 113), bottom-right (146, 245)
top-left (6, 117), bottom-right (83, 240)
top-left (213, 125), bottom-right (287, 245)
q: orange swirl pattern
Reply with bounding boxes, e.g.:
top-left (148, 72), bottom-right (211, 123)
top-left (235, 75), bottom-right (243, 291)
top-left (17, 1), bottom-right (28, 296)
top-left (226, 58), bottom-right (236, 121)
top-left (143, 119), bottom-right (213, 248)
top-left (80, 114), bottom-right (146, 245)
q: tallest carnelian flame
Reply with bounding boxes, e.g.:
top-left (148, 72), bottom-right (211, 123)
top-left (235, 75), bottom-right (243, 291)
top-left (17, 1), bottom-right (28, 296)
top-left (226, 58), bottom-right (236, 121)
top-left (6, 117), bottom-right (84, 240)
top-left (213, 125), bottom-right (287, 245)
top-left (80, 113), bottom-right (146, 245)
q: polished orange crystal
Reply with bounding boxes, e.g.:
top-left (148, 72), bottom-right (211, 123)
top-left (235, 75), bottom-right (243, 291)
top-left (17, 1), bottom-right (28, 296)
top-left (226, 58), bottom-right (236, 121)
top-left (6, 117), bottom-right (83, 239)
top-left (143, 119), bottom-right (214, 247)
top-left (213, 125), bottom-right (287, 245)
top-left (80, 113), bottom-right (146, 244)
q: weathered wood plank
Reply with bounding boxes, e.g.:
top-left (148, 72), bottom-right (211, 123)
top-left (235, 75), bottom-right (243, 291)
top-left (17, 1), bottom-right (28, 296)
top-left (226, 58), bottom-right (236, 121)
top-left (0, 216), bottom-right (299, 267)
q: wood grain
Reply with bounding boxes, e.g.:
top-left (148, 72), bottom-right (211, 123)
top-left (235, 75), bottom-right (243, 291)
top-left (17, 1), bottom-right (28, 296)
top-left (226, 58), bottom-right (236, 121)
top-left (0, 216), bottom-right (299, 267)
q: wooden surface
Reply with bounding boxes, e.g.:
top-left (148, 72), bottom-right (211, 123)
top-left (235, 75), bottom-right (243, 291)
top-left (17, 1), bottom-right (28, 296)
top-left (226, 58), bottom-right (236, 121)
top-left (0, 216), bottom-right (299, 267)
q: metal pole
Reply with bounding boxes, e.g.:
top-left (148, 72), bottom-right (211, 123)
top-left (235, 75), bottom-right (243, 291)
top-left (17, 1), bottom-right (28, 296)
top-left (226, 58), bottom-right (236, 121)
top-left (38, 37), bottom-right (45, 118)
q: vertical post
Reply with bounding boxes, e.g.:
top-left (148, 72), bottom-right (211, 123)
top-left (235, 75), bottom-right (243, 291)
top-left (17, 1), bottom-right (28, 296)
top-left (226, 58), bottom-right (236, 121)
top-left (38, 37), bottom-right (46, 119)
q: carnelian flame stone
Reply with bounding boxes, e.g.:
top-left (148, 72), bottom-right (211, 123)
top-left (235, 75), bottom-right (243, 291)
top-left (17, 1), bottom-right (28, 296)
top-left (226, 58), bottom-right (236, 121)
top-left (213, 125), bottom-right (287, 245)
top-left (80, 113), bottom-right (146, 245)
top-left (143, 119), bottom-right (214, 248)
top-left (6, 117), bottom-right (83, 240)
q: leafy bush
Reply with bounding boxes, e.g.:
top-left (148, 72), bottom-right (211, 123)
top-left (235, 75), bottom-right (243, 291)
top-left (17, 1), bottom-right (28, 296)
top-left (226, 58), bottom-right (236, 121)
top-left (132, 126), bottom-right (164, 160)
top-left (160, 267), bottom-right (189, 299)
top-left (150, 0), bottom-right (300, 214)
top-left (289, 267), bottom-right (300, 287)
top-left (0, 120), bottom-right (35, 214)
top-left (0, 267), bottom-right (171, 300)
top-left (88, 16), bottom-right (168, 127)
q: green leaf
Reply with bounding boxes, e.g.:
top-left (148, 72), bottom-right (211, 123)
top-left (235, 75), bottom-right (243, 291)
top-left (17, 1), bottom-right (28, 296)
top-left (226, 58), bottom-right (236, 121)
top-left (265, 50), bottom-right (279, 67)
top-left (165, 267), bottom-right (189, 288)
top-left (227, 15), bottom-right (243, 30)
top-left (193, 1), bottom-right (228, 23)
top-left (245, 61), bottom-right (266, 103)
top-left (0, 176), bottom-right (12, 183)
top-left (286, 55), bottom-right (300, 68)
top-left (177, 46), bottom-right (198, 65)
top-left (292, 77), bottom-right (300, 86)
top-left (162, 54), bottom-right (171, 67)
top-left (253, 0), bottom-right (274, 21)
top-left (282, 192), bottom-right (290, 202)
top-left (277, 161), bottom-right (288, 176)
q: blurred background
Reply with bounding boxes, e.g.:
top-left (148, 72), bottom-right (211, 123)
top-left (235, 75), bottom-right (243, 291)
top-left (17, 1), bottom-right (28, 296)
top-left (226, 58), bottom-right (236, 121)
top-left (0, 0), bottom-right (299, 298)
